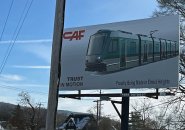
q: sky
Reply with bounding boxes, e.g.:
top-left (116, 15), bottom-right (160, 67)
top-left (0, 0), bottom-right (160, 119)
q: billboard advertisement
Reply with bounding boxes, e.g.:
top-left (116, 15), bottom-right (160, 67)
top-left (59, 15), bottom-right (179, 90)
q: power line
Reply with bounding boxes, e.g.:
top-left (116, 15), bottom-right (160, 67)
top-left (0, 0), bottom-right (34, 75)
top-left (0, 0), bottom-right (15, 42)
top-left (0, 0), bottom-right (33, 74)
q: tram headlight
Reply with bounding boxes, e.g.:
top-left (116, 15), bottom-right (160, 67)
top-left (97, 56), bottom-right (102, 63)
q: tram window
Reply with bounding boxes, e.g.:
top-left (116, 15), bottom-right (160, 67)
top-left (141, 41), bottom-right (145, 54)
top-left (148, 41), bottom-right (153, 55)
top-left (161, 41), bottom-right (166, 57)
top-left (171, 44), bottom-right (174, 54)
top-left (127, 39), bottom-right (137, 56)
top-left (172, 44), bottom-right (175, 54)
top-left (113, 40), bottom-right (118, 52)
top-left (108, 39), bottom-right (118, 53)
top-left (162, 42), bottom-right (166, 51)
top-left (167, 42), bottom-right (171, 52)
top-left (154, 42), bottom-right (160, 54)
top-left (87, 34), bottom-right (106, 55)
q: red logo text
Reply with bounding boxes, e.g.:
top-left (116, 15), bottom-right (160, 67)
top-left (63, 30), bottom-right (85, 41)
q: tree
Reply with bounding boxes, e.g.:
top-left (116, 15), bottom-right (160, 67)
top-left (9, 104), bottom-right (25, 130)
top-left (19, 91), bottom-right (36, 130)
top-left (153, 0), bottom-right (185, 42)
top-left (129, 112), bottom-right (143, 129)
top-left (18, 91), bottom-right (46, 130)
top-left (131, 99), bottom-right (168, 130)
top-left (153, 2), bottom-right (185, 129)
top-left (87, 104), bottom-right (120, 130)
top-left (99, 116), bottom-right (112, 130)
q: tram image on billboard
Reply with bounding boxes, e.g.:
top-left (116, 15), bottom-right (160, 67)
top-left (85, 30), bottom-right (179, 72)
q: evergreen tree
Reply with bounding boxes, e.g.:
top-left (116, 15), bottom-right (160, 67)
top-left (129, 112), bottom-right (143, 130)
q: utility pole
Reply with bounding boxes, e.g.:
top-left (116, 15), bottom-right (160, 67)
top-left (99, 90), bottom-right (101, 121)
top-left (93, 100), bottom-right (99, 128)
top-left (46, 0), bottom-right (66, 130)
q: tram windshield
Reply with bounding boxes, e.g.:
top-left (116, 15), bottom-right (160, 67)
top-left (87, 34), bottom-right (106, 55)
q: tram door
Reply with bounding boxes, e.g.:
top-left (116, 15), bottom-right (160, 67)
top-left (162, 42), bottom-right (166, 58)
top-left (120, 39), bottom-right (126, 68)
top-left (143, 44), bottom-right (148, 62)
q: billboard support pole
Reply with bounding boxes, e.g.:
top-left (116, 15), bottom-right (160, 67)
top-left (121, 89), bottom-right (130, 130)
top-left (46, 0), bottom-right (65, 130)
top-left (156, 88), bottom-right (159, 99)
top-left (111, 101), bottom-right (121, 119)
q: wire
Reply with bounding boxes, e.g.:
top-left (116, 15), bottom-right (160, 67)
top-left (0, 0), bottom-right (34, 75)
top-left (0, 0), bottom-right (33, 74)
top-left (131, 98), bottom-right (178, 113)
top-left (0, 0), bottom-right (15, 42)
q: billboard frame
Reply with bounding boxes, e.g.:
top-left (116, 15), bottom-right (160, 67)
top-left (60, 15), bottom-right (179, 91)
top-left (59, 88), bottom-right (175, 130)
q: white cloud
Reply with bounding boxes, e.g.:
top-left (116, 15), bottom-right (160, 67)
top-left (0, 39), bottom-right (52, 63)
top-left (0, 39), bottom-right (52, 44)
top-left (12, 65), bottom-right (50, 69)
top-left (58, 98), bottom-right (93, 113)
top-left (0, 74), bottom-right (24, 81)
top-left (0, 81), bottom-right (48, 89)
top-left (24, 43), bottom-right (52, 63)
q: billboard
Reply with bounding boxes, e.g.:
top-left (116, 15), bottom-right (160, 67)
top-left (59, 15), bottom-right (179, 90)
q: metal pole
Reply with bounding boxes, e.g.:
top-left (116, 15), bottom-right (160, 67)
top-left (121, 89), bottom-right (130, 130)
top-left (97, 101), bottom-right (99, 122)
top-left (97, 100), bottom-right (99, 129)
top-left (46, 0), bottom-right (66, 130)
top-left (99, 90), bottom-right (101, 121)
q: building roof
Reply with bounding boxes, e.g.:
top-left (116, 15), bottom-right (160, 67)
top-left (57, 113), bottom-right (96, 130)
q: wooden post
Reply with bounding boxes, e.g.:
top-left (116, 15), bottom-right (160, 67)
top-left (46, 0), bottom-right (65, 130)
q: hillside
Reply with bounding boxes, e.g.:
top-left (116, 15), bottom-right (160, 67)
top-left (0, 102), bottom-right (16, 121)
top-left (0, 102), bottom-right (73, 121)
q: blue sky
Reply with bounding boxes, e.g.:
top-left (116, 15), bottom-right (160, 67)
top-left (0, 0), bottom-right (158, 116)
